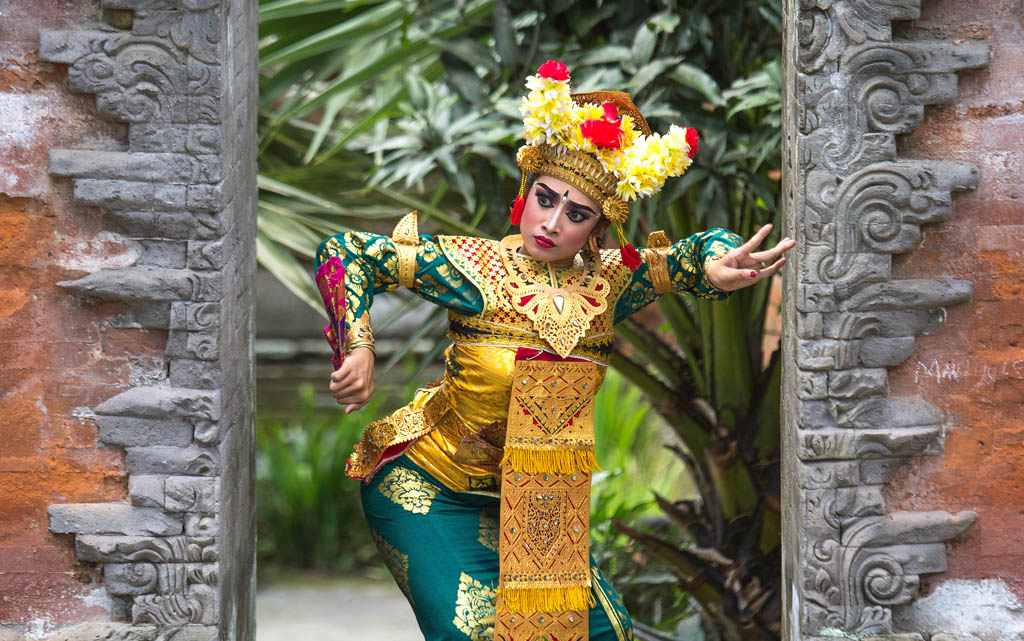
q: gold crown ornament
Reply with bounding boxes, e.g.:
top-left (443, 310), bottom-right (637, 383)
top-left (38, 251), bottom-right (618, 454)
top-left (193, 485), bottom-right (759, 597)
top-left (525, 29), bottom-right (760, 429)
top-left (509, 59), bottom-right (700, 270)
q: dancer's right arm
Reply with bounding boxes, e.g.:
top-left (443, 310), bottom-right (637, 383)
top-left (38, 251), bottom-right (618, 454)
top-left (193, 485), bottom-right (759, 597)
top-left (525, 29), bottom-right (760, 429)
top-left (315, 214), bottom-right (484, 411)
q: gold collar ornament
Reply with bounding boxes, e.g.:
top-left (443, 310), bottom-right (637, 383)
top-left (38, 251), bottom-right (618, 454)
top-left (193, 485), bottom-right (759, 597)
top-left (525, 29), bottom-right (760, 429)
top-left (499, 234), bottom-right (610, 359)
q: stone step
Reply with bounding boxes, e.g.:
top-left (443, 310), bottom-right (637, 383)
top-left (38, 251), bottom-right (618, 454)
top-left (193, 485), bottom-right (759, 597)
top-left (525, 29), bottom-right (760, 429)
top-left (49, 503), bottom-right (183, 536)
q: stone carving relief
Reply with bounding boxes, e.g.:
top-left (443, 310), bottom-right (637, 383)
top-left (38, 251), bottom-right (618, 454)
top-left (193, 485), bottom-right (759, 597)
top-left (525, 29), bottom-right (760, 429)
top-left (782, 0), bottom-right (989, 638)
top-left (39, 0), bottom-right (256, 638)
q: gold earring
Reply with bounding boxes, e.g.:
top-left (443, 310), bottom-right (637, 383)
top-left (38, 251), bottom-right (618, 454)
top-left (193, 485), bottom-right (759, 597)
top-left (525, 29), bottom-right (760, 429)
top-left (588, 235), bottom-right (599, 254)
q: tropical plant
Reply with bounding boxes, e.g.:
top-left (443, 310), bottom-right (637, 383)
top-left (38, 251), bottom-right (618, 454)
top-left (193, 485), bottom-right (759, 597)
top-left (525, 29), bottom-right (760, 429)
top-left (256, 0), bottom-right (785, 638)
top-left (256, 382), bottom-right (383, 574)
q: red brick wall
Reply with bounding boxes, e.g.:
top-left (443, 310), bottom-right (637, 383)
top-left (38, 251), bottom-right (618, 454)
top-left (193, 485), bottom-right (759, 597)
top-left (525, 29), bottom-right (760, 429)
top-left (0, 2), bottom-right (165, 625)
top-left (886, 0), bottom-right (1024, 599)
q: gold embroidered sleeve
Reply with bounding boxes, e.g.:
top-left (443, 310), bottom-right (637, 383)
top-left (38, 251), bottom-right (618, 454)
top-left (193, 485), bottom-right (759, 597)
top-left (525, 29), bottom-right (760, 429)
top-left (612, 227), bottom-right (745, 323)
top-left (314, 214), bottom-right (485, 355)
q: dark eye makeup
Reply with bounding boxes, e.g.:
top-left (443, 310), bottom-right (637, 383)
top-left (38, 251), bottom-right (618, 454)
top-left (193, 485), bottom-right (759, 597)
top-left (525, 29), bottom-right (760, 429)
top-left (534, 184), bottom-right (593, 224)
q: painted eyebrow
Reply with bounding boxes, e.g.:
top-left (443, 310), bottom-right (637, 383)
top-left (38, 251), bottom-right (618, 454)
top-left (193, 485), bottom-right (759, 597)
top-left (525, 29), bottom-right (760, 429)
top-left (536, 182), bottom-right (596, 216)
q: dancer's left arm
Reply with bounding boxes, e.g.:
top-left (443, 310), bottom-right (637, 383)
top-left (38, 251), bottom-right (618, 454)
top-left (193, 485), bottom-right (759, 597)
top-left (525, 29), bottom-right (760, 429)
top-left (612, 223), bottom-right (793, 323)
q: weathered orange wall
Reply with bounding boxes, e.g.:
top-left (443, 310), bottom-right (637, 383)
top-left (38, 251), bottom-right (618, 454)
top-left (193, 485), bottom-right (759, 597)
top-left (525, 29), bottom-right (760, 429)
top-left (885, 0), bottom-right (1024, 599)
top-left (0, 2), bottom-right (165, 625)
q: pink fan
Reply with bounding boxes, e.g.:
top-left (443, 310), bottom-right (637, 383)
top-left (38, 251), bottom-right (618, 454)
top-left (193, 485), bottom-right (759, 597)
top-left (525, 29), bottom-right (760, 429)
top-left (315, 257), bottom-right (346, 371)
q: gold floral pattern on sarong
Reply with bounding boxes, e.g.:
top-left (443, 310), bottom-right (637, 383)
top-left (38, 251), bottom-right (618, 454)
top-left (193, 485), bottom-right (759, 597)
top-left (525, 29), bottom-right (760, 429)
top-left (370, 529), bottom-right (413, 604)
top-left (453, 571), bottom-right (496, 641)
top-left (377, 466), bottom-right (440, 514)
top-left (478, 509), bottom-right (499, 552)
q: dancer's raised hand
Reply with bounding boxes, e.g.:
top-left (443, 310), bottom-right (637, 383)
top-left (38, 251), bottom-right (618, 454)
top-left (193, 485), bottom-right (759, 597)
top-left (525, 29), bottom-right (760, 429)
top-left (705, 223), bottom-right (794, 292)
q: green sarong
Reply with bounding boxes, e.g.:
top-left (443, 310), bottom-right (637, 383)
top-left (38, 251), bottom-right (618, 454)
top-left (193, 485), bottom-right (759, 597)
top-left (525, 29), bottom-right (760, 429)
top-left (360, 454), bottom-right (634, 641)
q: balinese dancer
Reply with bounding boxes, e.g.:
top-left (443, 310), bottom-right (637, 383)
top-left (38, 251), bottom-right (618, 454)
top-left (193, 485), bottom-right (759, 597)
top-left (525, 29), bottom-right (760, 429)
top-left (313, 59), bottom-right (793, 641)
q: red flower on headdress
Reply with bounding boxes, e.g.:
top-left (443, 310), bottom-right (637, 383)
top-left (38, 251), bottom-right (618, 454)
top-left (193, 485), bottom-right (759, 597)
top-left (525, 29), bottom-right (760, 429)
top-left (509, 196), bottom-right (525, 225)
top-left (537, 59), bottom-right (570, 81)
top-left (580, 119), bottom-right (623, 149)
top-left (601, 102), bottom-right (619, 122)
top-left (620, 243), bottom-right (642, 271)
top-left (686, 127), bottom-right (699, 158)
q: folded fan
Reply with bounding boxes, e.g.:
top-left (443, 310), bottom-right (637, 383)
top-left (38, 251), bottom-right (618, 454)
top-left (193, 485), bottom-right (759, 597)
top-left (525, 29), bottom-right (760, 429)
top-left (315, 256), bottom-right (346, 371)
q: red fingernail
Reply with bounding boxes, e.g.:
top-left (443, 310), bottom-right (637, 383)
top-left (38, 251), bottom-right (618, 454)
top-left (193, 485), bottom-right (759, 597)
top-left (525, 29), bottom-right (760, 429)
top-left (750, 270), bottom-right (757, 277)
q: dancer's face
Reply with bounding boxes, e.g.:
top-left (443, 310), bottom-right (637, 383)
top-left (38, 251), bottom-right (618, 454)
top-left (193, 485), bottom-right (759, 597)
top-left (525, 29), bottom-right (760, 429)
top-left (518, 175), bottom-right (602, 267)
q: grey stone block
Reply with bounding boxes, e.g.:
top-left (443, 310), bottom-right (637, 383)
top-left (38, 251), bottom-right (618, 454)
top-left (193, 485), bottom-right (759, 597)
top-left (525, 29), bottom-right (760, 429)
top-left (834, 396), bottom-right (885, 428)
top-left (109, 303), bottom-right (173, 330)
top-left (828, 368), bottom-right (888, 399)
top-left (796, 312), bottom-right (823, 338)
top-left (798, 427), bottom-right (943, 461)
top-left (95, 387), bottom-right (221, 421)
top-left (859, 458), bottom-right (905, 484)
top-left (133, 584), bottom-right (218, 624)
top-left (106, 211), bottom-right (200, 240)
top-left (49, 503), bottom-right (183, 536)
top-left (165, 477), bottom-right (219, 513)
top-left (49, 150), bottom-right (193, 183)
top-left (169, 358), bottom-right (222, 389)
top-left (170, 302), bottom-right (224, 331)
top-left (853, 511), bottom-right (977, 547)
top-left (798, 400), bottom-right (839, 429)
top-left (129, 124), bottom-right (222, 155)
top-left (834, 485), bottom-right (886, 522)
top-left (73, 178), bottom-right (188, 211)
top-left (798, 461), bottom-right (861, 489)
top-left (37, 623), bottom-right (157, 641)
top-left (96, 416), bottom-right (194, 448)
top-left (798, 339), bottom-right (838, 370)
top-left (798, 284), bottom-right (838, 312)
top-left (881, 397), bottom-right (945, 427)
top-left (187, 182), bottom-right (226, 211)
top-left (187, 239), bottom-right (227, 270)
top-left (797, 371), bottom-right (829, 400)
top-left (165, 330), bottom-right (220, 361)
top-left (156, 626), bottom-right (217, 641)
top-left (129, 476), bottom-right (167, 508)
top-left (184, 514), bottom-right (218, 537)
top-left (38, 30), bottom-right (129, 64)
top-left (859, 336), bottom-right (916, 367)
top-left (57, 267), bottom-right (201, 302)
top-left (103, 563), bottom-right (160, 596)
top-left (101, 0), bottom-right (181, 10)
top-left (75, 535), bottom-right (217, 564)
top-left (822, 310), bottom-right (945, 339)
top-left (126, 446), bottom-right (220, 476)
top-left (137, 240), bottom-right (188, 268)
top-left (842, 278), bottom-right (973, 312)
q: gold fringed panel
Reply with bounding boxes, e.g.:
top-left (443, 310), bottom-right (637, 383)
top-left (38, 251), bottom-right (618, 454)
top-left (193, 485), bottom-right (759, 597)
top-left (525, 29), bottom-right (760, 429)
top-left (495, 465), bottom-right (591, 641)
top-left (498, 447), bottom-right (600, 475)
top-left (498, 586), bottom-right (596, 613)
top-left (496, 356), bottom-right (600, 641)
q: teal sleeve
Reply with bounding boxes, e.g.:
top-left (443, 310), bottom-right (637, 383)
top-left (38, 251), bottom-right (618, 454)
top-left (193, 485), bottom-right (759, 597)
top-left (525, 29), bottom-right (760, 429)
top-left (314, 231), bottom-right (484, 353)
top-left (613, 227), bottom-right (745, 324)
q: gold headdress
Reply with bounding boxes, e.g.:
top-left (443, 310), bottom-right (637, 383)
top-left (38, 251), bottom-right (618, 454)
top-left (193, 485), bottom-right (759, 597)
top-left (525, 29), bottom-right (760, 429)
top-left (509, 59), bottom-right (700, 270)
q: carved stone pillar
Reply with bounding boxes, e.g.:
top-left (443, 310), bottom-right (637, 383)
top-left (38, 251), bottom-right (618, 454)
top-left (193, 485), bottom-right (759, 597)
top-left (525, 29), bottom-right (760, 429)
top-left (781, 1), bottom-right (989, 639)
top-left (39, 1), bottom-right (257, 638)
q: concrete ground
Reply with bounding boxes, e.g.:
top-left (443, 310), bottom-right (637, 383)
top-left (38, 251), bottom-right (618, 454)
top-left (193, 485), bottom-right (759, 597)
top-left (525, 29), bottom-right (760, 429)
top-left (256, 574), bottom-right (421, 641)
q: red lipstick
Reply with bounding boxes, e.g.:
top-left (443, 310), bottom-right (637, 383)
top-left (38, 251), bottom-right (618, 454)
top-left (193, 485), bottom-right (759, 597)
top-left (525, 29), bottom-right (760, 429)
top-left (535, 235), bottom-right (555, 248)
